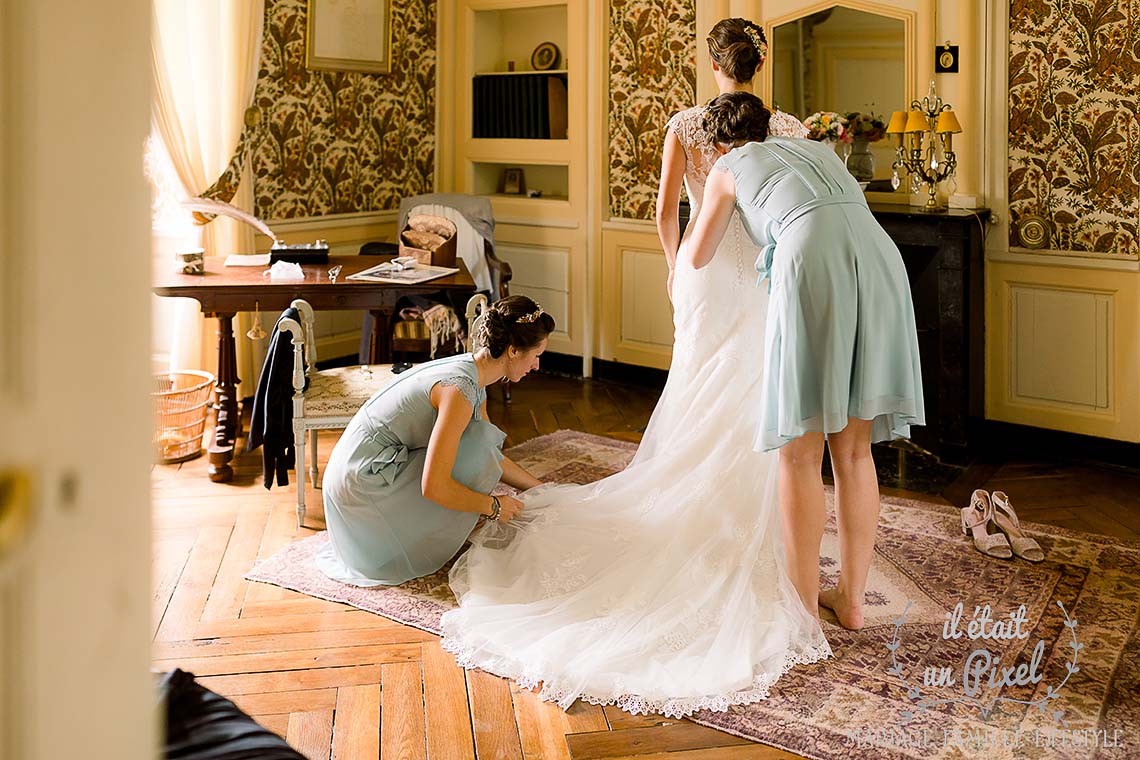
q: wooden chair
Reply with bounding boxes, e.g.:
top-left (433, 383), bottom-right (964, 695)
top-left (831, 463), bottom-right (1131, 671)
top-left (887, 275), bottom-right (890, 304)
top-left (465, 293), bottom-right (491, 352)
top-left (389, 239), bottom-right (514, 358)
top-left (362, 238), bottom-right (514, 402)
top-left (357, 240), bottom-right (513, 364)
top-left (278, 299), bottom-right (400, 527)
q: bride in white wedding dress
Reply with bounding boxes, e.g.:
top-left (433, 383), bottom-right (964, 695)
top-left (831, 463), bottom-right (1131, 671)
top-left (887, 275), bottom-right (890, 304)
top-left (439, 19), bottom-right (832, 718)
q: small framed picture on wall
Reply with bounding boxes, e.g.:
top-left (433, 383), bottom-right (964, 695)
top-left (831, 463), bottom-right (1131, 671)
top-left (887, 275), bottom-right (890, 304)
top-left (503, 167), bottom-right (525, 195)
top-left (306, 0), bottom-right (392, 74)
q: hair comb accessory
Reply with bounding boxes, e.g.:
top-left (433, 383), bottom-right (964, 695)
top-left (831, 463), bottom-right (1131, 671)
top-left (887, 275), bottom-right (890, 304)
top-left (744, 26), bottom-right (768, 65)
top-left (517, 305), bottom-right (545, 324)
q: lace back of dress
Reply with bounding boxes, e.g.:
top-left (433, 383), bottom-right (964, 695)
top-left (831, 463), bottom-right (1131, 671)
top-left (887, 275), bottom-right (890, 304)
top-left (668, 107), bottom-right (721, 215)
top-left (669, 107), bottom-right (810, 211)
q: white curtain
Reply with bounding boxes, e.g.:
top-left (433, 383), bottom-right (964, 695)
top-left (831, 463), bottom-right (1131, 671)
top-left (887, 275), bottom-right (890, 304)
top-left (151, 0), bottom-right (265, 389)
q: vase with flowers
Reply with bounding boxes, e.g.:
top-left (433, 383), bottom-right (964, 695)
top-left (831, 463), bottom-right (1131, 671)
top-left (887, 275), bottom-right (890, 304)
top-left (842, 111), bottom-right (887, 184)
top-left (802, 111), bottom-right (851, 145)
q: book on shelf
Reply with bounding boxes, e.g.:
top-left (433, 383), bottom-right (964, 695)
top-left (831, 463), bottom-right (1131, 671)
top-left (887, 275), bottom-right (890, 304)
top-left (472, 72), bottom-right (567, 139)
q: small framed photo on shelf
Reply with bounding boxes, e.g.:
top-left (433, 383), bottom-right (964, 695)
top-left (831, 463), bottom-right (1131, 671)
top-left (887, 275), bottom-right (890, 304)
top-left (503, 167), bottom-right (525, 195)
top-left (530, 42), bottom-right (561, 71)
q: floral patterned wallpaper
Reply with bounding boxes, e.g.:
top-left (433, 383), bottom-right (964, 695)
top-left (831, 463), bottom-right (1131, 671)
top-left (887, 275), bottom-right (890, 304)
top-left (608, 0), bottom-right (697, 220)
top-left (249, 0), bottom-right (437, 220)
top-left (1008, 0), bottom-right (1140, 259)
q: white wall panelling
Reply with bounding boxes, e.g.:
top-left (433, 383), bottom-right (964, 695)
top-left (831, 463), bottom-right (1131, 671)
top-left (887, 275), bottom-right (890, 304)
top-left (621, 250), bottom-right (675, 348)
top-left (1009, 285), bottom-right (1111, 412)
top-left (599, 227), bottom-right (674, 370)
top-left (987, 259), bottom-right (1140, 442)
top-left (495, 241), bottom-right (572, 342)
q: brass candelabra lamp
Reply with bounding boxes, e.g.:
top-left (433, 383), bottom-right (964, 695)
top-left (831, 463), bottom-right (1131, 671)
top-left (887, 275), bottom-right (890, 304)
top-left (886, 81), bottom-right (962, 212)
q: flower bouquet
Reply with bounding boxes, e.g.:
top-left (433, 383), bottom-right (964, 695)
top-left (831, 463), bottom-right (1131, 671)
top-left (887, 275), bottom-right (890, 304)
top-left (844, 111), bottom-right (887, 143)
top-left (802, 111), bottom-right (851, 143)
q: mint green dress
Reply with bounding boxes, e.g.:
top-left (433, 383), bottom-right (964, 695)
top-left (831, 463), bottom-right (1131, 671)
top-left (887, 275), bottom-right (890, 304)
top-left (717, 137), bottom-right (925, 451)
top-left (316, 354), bottom-right (505, 586)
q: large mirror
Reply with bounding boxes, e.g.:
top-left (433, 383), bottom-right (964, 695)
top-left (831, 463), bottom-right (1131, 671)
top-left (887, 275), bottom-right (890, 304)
top-left (770, 7), bottom-right (906, 189)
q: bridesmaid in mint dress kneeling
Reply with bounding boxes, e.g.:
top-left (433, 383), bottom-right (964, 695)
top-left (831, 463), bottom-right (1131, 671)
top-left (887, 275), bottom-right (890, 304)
top-left (687, 92), bottom-right (925, 631)
top-left (316, 296), bottom-right (554, 586)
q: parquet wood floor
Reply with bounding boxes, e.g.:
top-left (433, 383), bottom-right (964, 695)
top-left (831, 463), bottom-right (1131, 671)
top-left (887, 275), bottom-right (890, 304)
top-left (151, 373), bottom-right (1140, 759)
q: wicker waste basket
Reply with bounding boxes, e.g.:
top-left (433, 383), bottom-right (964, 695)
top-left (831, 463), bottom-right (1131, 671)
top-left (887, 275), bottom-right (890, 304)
top-left (153, 370), bottom-right (215, 464)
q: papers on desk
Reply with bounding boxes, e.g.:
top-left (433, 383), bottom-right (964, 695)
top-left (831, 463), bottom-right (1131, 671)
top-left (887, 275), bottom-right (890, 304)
top-left (346, 262), bottom-right (460, 285)
top-left (224, 254), bottom-right (271, 267)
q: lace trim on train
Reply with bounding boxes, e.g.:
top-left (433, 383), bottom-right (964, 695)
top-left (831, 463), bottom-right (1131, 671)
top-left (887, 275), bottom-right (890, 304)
top-left (439, 628), bottom-right (833, 719)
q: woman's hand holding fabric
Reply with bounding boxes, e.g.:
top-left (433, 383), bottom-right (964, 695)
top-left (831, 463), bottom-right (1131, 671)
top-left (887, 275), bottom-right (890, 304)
top-left (497, 494), bottom-right (525, 522)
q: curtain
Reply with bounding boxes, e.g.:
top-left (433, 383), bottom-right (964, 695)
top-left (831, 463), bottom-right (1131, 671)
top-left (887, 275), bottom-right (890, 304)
top-left (151, 0), bottom-right (265, 389)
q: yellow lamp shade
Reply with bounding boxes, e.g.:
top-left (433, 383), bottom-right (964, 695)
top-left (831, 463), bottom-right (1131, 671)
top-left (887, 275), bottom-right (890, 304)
top-left (886, 111), bottom-right (909, 133)
top-left (936, 109), bottom-right (963, 134)
top-left (904, 110), bottom-right (930, 133)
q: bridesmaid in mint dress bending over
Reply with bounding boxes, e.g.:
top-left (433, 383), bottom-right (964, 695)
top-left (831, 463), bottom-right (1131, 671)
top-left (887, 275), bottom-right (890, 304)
top-left (316, 296), bottom-right (553, 586)
top-left (687, 92), bottom-right (925, 630)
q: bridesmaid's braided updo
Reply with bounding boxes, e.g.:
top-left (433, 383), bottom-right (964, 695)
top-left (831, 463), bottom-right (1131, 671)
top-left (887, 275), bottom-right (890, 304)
top-left (702, 91), bottom-right (772, 147)
top-left (478, 295), bottom-right (556, 359)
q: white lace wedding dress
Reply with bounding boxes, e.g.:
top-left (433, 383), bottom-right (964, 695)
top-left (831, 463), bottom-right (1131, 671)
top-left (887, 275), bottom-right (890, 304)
top-left (440, 107), bottom-right (831, 719)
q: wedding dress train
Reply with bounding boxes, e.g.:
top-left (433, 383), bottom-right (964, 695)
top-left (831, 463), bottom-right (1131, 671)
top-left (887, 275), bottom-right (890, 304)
top-left (439, 107), bottom-right (831, 718)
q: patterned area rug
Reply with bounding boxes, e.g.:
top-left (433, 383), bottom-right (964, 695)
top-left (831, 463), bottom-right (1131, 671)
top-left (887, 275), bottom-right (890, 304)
top-left (246, 431), bottom-right (1139, 760)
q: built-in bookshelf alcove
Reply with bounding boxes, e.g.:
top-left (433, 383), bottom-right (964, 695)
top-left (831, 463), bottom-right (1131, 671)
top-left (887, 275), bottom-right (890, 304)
top-left (470, 161), bottom-right (569, 202)
top-left (470, 4), bottom-right (569, 141)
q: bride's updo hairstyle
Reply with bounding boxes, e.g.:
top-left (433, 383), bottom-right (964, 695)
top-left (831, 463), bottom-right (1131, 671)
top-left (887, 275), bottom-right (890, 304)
top-left (478, 295), bottom-right (556, 359)
top-left (706, 18), bottom-right (768, 84)
top-left (703, 91), bottom-right (772, 147)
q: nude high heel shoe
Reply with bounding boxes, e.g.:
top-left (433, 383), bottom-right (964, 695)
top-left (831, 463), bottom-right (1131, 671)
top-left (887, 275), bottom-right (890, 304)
top-left (960, 490), bottom-right (1012, 560)
top-left (990, 491), bottom-right (1045, 563)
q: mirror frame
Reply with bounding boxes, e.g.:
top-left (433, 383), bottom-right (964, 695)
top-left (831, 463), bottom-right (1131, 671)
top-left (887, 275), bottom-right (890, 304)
top-left (759, 0), bottom-right (934, 204)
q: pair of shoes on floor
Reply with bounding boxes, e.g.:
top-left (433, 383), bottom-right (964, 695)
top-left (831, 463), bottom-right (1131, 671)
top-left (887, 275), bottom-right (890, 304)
top-left (960, 489), bottom-right (1045, 563)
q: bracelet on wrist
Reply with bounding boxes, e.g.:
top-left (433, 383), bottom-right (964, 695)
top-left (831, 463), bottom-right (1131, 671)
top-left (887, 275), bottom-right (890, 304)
top-left (488, 495), bottom-right (502, 522)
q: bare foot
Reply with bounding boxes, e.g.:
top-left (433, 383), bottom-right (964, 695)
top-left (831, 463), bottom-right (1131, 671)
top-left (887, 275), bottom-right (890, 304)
top-left (817, 604), bottom-right (840, 627)
top-left (819, 587), bottom-right (865, 630)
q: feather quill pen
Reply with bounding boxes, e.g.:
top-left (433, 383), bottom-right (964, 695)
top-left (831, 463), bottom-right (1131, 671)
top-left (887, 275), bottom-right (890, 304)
top-left (180, 197), bottom-right (279, 242)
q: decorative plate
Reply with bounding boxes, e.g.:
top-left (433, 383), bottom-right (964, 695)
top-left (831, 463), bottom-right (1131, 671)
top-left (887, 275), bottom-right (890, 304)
top-left (1017, 215), bottom-right (1050, 249)
top-left (531, 42), bottom-right (560, 71)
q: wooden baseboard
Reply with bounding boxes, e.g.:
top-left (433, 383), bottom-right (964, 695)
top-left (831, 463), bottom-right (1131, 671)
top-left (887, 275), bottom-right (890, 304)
top-left (588, 358), bottom-right (668, 389)
top-left (531, 351), bottom-right (588, 378)
top-left (527, 352), bottom-right (669, 389)
top-left (981, 420), bottom-right (1140, 472)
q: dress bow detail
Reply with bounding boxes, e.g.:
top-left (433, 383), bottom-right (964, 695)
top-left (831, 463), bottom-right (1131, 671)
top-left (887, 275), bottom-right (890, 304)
top-left (754, 217), bottom-right (780, 292)
top-left (368, 444), bottom-right (409, 485)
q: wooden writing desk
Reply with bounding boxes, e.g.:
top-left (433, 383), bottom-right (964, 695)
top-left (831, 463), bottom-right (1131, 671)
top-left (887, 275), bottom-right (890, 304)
top-left (154, 254), bottom-right (476, 482)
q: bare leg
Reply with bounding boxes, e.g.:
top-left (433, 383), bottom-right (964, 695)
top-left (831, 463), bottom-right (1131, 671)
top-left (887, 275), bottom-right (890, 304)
top-left (819, 418), bottom-right (878, 630)
top-left (778, 432), bottom-right (827, 621)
